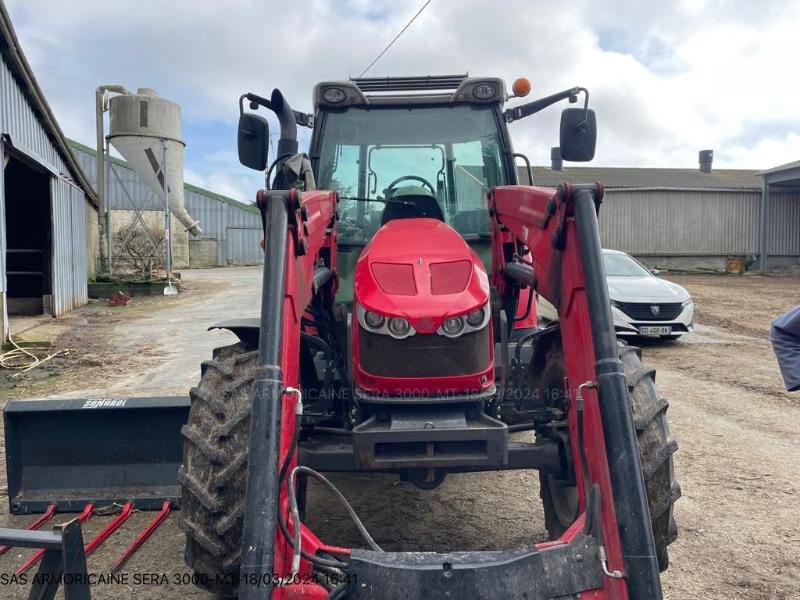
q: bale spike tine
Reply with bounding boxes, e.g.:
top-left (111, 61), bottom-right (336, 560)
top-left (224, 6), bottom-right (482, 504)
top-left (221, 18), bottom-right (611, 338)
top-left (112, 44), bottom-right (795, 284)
top-left (0, 503), bottom-right (56, 557)
top-left (111, 499), bottom-right (171, 573)
top-left (16, 503), bottom-right (94, 574)
top-left (84, 501), bottom-right (134, 558)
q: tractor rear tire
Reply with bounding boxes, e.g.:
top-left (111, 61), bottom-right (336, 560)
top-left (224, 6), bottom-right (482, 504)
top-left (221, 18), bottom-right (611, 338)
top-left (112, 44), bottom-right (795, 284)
top-left (179, 342), bottom-right (257, 598)
top-left (538, 342), bottom-right (680, 571)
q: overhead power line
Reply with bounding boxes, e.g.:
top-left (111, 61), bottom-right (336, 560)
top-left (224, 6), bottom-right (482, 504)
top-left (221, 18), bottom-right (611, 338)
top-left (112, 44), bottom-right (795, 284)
top-left (358, 0), bottom-right (434, 78)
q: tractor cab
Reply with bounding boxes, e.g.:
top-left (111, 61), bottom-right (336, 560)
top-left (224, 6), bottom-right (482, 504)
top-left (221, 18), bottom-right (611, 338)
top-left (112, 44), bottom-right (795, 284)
top-left (309, 75), bottom-right (517, 303)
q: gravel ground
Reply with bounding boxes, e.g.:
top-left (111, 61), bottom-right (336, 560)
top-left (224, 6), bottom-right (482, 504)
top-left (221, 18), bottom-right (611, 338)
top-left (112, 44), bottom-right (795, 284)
top-left (1, 268), bottom-right (798, 599)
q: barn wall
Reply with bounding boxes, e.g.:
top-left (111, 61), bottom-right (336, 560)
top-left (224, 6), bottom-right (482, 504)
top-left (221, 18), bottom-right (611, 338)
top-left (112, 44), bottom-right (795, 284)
top-left (72, 144), bottom-right (263, 267)
top-left (0, 54), bottom-right (93, 339)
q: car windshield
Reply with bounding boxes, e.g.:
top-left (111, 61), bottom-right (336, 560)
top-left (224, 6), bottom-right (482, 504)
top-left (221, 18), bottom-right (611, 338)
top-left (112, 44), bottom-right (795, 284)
top-left (316, 104), bottom-right (506, 245)
top-left (603, 252), bottom-right (651, 277)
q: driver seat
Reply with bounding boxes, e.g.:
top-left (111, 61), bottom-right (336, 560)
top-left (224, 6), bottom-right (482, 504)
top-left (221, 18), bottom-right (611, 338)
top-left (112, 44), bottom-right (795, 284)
top-left (380, 187), bottom-right (444, 225)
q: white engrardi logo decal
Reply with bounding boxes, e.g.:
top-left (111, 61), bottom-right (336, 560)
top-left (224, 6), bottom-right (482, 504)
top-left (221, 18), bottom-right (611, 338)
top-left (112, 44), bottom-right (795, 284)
top-left (81, 399), bottom-right (128, 409)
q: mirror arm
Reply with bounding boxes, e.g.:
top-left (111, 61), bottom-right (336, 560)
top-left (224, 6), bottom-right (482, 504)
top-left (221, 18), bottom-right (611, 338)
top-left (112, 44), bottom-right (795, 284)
top-left (505, 87), bottom-right (587, 123)
top-left (240, 93), bottom-right (314, 129)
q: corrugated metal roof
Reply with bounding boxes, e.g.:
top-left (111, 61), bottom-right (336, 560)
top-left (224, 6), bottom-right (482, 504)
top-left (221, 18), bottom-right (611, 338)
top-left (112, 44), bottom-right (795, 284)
top-left (68, 138), bottom-right (259, 215)
top-left (760, 160), bottom-right (800, 176)
top-left (0, 1), bottom-right (96, 204)
top-left (521, 166), bottom-right (761, 190)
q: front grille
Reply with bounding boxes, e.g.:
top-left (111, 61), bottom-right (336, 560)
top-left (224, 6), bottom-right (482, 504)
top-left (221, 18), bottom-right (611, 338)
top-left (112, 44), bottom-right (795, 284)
top-left (616, 302), bottom-right (683, 321)
top-left (359, 327), bottom-right (491, 378)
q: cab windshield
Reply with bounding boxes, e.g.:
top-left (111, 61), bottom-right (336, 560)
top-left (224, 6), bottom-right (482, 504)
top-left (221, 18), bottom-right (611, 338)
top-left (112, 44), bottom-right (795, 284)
top-left (316, 104), bottom-right (507, 246)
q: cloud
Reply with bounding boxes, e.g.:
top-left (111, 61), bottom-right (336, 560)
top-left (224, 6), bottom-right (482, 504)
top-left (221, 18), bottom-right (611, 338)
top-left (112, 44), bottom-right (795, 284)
top-left (6, 0), bottom-right (800, 200)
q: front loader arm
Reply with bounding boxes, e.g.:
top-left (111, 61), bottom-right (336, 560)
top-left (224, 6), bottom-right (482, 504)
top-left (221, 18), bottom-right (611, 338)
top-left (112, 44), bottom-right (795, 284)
top-left (240, 188), bottom-right (338, 600)
top-left (490, 183), bottom-right (663, 600)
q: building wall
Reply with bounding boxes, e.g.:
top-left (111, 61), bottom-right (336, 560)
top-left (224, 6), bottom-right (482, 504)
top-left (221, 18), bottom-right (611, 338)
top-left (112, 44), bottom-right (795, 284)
top-left (185, 189), bottom-right (263, 266)
top-left (51, 178), bottom-right (88, 316)
top-left (765, 192), bottom-right (800, 256)
top-left (597, 189), bottom-right (800, 268)
top-left (1, 53), bottom-right (93, 339)
top-left (598, 189), bottom-right (760, 255)
top-left (85, 198), bottom-right (99, 279)
top-left (72, 145), bottom-right (263, 267)
top-left (189, 239), bottom-right (218, 268)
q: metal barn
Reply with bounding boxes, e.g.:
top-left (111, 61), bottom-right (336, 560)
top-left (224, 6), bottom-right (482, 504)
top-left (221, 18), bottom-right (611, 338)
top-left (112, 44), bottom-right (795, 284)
top-left (69, 141), bottom-right (263, 268)
top-left (528, 158), bottom-right (800, 273)
top-left (0, 4), bottom-right (97, 342)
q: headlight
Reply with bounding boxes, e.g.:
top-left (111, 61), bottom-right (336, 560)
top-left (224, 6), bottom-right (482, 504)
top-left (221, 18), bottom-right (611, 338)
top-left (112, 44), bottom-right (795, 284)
top-left (466, 308), bottom-right (485, 327)
top-left (441, 316), bottom-right (465, 337)
top-left (472, 82), bottom-right (497, 100)
top-left (356, 305), bottom-right (416, 338)
top-left (322, 86), bottom-right (346, 104)
top-left (387, 317), bottom-right (411, 338)
top-left (364, 311), bottom-right (385, 329)
top-left (436, 303), bottom-right (490, 337)
top-left (681, 298), bottom-right (693, 307)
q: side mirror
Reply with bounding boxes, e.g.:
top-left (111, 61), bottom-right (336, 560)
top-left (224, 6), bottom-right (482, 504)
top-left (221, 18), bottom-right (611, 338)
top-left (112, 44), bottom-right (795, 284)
top-left (650, 268), bottom-right (661, 276)
top-left (237, 113), bottom-right (269, 171)
top-left (559, 108), bottom-right (597, 162)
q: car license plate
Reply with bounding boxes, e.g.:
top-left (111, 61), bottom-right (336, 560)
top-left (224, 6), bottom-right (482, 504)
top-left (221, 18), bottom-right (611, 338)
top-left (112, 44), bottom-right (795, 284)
top-left (639, 326), bottom-right (671, 336)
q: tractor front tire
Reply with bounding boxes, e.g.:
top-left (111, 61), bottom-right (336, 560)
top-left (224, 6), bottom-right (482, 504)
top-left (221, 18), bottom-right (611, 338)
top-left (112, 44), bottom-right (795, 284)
top-left (538, 342), bottom-right (680, 571)
top-left (179, 342), bottom-right (257, 597)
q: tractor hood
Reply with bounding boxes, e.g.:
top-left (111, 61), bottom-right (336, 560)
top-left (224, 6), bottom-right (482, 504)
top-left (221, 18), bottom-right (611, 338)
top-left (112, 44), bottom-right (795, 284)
top-left (354, 218), bottom-right (489, 334)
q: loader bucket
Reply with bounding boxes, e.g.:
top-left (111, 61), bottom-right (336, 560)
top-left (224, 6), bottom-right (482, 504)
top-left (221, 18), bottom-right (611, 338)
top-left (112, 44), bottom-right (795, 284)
top-left (4, 397), bottom-right (189, 514)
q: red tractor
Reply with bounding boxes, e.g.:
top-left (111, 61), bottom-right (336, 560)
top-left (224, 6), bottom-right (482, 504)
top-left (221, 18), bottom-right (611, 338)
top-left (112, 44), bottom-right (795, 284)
top-left (179, 75), bottom-right (679, 599)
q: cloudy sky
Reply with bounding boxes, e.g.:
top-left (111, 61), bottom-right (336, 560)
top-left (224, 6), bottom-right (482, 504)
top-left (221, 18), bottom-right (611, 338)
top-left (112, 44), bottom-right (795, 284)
top-left (6, 0), bottom-right (800, 202)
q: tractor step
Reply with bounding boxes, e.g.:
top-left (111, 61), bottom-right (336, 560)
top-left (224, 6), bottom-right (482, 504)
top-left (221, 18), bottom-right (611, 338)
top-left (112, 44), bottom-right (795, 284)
top-left (4, 396), bottom-right (188, 514)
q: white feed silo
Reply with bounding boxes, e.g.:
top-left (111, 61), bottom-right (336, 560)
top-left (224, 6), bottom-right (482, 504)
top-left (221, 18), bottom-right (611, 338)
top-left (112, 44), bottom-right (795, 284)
top-left (107, 88), bottom-right (201, 237)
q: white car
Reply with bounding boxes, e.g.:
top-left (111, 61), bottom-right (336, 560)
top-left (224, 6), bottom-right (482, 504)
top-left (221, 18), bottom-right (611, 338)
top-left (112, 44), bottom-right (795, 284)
top-left (603, 249), bottom-right (694, 339)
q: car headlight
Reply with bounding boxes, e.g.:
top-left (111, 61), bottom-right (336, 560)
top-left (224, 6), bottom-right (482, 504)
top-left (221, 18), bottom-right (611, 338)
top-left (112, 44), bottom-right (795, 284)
top-left (681, 298), bottom-right (693, 307)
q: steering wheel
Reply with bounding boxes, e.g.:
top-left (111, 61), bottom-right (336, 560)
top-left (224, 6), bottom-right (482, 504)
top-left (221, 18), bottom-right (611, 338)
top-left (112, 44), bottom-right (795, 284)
top-left (384, 175), bottom-right (436, 198)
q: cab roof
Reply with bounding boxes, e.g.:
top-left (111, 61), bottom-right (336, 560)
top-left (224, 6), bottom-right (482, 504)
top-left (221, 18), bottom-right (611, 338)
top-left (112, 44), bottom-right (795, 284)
top-left (314, 74), bottom-right (507, 110)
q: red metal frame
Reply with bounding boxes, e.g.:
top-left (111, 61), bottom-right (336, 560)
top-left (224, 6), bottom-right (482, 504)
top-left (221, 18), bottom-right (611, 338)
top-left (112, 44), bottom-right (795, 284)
top-left (491, 184), bottom-right (626, 599)
top-left (270, 190), bottom-right (340, 592)
top-left (264, 183), bottom-right (628, 598)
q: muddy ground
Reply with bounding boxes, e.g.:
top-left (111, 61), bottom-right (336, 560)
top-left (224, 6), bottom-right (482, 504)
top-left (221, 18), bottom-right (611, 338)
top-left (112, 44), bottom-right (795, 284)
top-left (0, 268), bottom-right (798, 599)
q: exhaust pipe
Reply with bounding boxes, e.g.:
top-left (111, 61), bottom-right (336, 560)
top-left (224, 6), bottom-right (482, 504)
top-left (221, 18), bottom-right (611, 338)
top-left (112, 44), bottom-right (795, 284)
top-left (551, 147), bottom-right (563, 171)
top-left (271, 89), bottom-right (298, 160)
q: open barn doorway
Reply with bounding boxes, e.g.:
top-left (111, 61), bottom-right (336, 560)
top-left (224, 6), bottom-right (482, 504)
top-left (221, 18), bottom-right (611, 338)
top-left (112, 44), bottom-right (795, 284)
top-left (3, 152), bottom-right (52, 317)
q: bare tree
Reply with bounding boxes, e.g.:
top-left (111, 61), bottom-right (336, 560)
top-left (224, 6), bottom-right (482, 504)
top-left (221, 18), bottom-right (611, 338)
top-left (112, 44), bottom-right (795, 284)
top-left (112, 226), bottom-right (165, 277)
